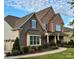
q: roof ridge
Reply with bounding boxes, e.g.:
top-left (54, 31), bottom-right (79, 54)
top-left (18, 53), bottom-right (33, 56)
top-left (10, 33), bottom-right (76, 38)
top-left (36, 6), bottom-right (52, 13)
top-left (40, 8), bottom-right (51, 21)
top-left (49, 14), bottom-right (57, 22)
top-left (5, 15), bottom-right (20, 19)
top-left (38, 8), bottom-right (51, 31)
top-left (18, 13), bottom-right (34, 28)
top-left (21, 13), bottom-right (34, 19)
top-left (49, 13), bottom-right (64, 24)
top-left (4, 15), bottom-right (20, 28)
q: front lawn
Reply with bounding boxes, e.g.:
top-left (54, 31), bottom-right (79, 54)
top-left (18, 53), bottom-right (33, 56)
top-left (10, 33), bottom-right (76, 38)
top-left (17, 48), bottom-right (74, 59)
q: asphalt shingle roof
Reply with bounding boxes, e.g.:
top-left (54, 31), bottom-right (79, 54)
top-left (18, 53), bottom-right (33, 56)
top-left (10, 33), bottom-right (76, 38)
top-left (4, 6), bottom-right (64, 31)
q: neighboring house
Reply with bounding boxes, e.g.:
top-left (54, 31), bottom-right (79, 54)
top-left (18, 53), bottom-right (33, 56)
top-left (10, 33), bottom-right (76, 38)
top-left (4, 39), bottom-right (14, 53)
top-left (4, 16), bottom-right (20, 53)
top-left (4, 7), bottom-right (64, 52)
top-left (63, 27), bottom-right (74, 43)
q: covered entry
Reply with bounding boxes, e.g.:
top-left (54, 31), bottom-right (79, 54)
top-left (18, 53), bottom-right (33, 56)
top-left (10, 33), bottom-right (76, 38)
top-left (43, 32), bottom-right (64, 46)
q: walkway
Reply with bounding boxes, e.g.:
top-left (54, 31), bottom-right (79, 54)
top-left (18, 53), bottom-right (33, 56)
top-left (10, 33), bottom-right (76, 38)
top-left (5, 47), bottom-right (67, 59)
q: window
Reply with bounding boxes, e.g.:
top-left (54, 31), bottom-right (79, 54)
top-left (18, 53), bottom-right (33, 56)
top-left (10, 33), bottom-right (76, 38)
top-left (32, 20), bottom-right (36, 29)
top-left (30, 36), bottom-right (33, 45)
top-left (44, 24), bottom-right (47, 29)
top-left (30, 35), bottom-right (40, 46)
top-left (37, 36), bottom-right (39, 44)
top-left (56, 24), bottom-right (61, 31)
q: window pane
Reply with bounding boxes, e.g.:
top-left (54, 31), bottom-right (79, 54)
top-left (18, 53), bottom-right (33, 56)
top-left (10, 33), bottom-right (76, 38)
top-left (30, 36), bottom-right (33, 41)
top-left (37, 41), bottom-right (39, 44)
top-left (30, 36), bottom-right (33, 45)
top-left (32, 20), bottom-right (36, 29)
top-left (34, 36), bottom-right (36, 44)
top-left (37, 36), bottom-right (39, 44)
top-left (30, 41), bottom-right (33, 45)
top-left (56, 25), bottom-right (61, 31)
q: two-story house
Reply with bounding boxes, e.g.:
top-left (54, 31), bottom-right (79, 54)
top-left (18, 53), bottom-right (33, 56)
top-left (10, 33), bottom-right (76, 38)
top-left (4, 7), bottom-right (64, 51)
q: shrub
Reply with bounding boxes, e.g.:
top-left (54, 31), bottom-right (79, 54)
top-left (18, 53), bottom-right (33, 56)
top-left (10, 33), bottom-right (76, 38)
top-left (42, 43), bottom-right (49, 49)
top-left (60, 42), bottom-right (68, 47)
top-left (60, 40), bottom-right (74, 48)
top-left (6, 52), bottom-right (11, 56)
top-left (30, 46), bottom-right (43, 51)
top-left (22, 47), bottom-right (30, 54)
top-left (29, 48), bottom-right (35, 53)
top-left (12, 37), bottom-right (20, 52)
top-left (51, 46), bottom-right (58, 49)
top-left (57, 40), bottom-right (61, 47)
top-left (38, 46), bottom-right (43, 50)
top-left (68, 40), bottom-right (74, 48)
top-left (11, 37), bottom-right (21, 55)
top-left (22, 46), bottom-right (36, 53)
top-left (49, 42), bottom-right (56, 47)
top-left (31, 46), bottom-right (37, 51)
top-left (12, 50), bottom-right (20, 56)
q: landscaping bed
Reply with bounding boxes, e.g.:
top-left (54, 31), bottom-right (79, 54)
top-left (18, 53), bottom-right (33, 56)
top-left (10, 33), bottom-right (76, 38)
top-left (6, 43), bottom-right (58, 56)
top-left (17, 48), bottom-right (74, 59)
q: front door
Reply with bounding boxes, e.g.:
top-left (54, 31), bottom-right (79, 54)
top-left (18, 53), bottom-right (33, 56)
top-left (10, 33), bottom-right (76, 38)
top-left (49, 36), bottom-right (55, 45)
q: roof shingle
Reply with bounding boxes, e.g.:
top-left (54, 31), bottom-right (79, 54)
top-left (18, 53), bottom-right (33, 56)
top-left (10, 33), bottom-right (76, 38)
top-left (5, 6), bottom-right (64, 31)
top-left (4, 15), bottom-right (20, 28)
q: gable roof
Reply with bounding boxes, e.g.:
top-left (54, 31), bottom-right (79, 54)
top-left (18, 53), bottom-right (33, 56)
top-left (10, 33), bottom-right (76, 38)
top-left (5, 6), bottom-right (64, 31)
top-left (56, 14), bottom-right (64, 24)
top-left (15, 7), bottom-right (55, 31)
top-left (35, 7), bottom-right (55, 31)
top-left (4, 15), bottom-right (20, 28)
top-left (15, 13), bottom-right (34, 28)
top-left (49, 13), bottom-right (64, 24)
top-left (36, 6), bottom-right (55, 21)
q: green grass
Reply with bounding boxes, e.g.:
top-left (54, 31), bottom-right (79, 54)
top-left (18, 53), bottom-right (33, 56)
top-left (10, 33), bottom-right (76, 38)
top-left (17, 48), bottom-right (74, 59)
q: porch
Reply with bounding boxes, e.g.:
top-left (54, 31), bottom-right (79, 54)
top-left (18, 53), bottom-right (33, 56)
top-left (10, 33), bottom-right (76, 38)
top-left (42, 32), bottom-right (64, 47)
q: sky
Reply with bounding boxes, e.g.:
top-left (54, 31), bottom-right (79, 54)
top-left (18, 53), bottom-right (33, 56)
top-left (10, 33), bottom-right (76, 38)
top-left (4, 0), bottom-right (74, 28)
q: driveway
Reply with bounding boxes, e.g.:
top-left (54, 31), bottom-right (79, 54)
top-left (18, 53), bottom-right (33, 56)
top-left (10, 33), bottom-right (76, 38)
top-left (5, 47), bottom-right (67, 59)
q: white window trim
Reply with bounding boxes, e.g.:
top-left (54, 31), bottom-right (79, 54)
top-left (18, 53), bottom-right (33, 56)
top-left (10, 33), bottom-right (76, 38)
top-left (27, 34), bottom-right (41, 46)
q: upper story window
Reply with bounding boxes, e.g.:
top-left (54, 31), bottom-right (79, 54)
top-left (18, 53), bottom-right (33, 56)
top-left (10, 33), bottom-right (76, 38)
top-left (44, 24), bottom-right (47, 30)
top-left (32, 20), bottom-right (36, 29)
top-left (56, 24), bottom-right (61, 31)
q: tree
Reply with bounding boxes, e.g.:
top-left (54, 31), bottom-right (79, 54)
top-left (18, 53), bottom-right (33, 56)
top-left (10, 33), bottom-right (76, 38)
top-left (12, 37), bottom-right (20, 51)
top-left (69, 20), bottom-right (74, 26)
top-left (68, 0), bottom-right (74, 37)
top-left (68, 0), bottom-right (74, 9)
top-left (69, 20), bottom-right (74, 41)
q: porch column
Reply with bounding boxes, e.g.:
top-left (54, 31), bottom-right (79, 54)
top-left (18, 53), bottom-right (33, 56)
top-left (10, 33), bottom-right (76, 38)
top-left (57, 33), bottom-right (59, 41)
top-left (54, 35), bottom-right (57, 44)
top-left (47, 35), bottom-right (49, 43)
top-left (54, 35), bottom-right (57, 47)
top-left (45, 33), bottom-right (49, 44)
